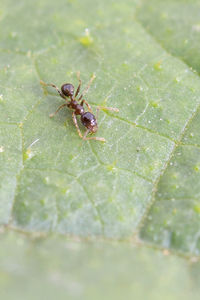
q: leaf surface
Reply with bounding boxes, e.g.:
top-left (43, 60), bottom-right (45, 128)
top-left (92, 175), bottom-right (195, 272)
top-left (0, 0), bottom-right (200, 297)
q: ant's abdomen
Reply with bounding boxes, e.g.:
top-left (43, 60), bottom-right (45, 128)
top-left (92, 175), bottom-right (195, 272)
top-left (61, 83), bottom-right (74, 97)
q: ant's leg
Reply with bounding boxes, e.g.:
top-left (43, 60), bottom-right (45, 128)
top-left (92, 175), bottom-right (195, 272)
top-left (49, 103), bottom-right (68, 118)
top-left (80, 99), bottom-right (92, 113)
top-left (72, 111), bottom-right (84, 139)
top-left (83, 129), bottom-right (106, 142)
top-left (75, 71), bottom-right (82, 97)
top-left (95, 106), bottom-right (119, 122)
top-left (40, 80), bottom-right (66, 100)
top-left (97, 106), bottom-right (119, 112)
top-left (78, 74), bottom-right (96, 100)
top-left (96, 107), bottom-right (100, 122)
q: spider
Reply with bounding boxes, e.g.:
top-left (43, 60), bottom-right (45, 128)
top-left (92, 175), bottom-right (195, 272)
top-left (40, 72), bottom-right (119, 142)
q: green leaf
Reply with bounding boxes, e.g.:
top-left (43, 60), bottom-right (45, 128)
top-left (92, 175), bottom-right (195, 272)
top-left (136, 0), bottom-right (200, 255)
top-left (0, 230), bottom-right (200, 300)
top-left (1, 0), bottom-right (200, 298)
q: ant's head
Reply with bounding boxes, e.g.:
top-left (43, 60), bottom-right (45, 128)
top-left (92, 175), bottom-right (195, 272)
top-left (81, 112), bottom-right (98, 133)
top-left (90, 124), bottom-right (98, 133)
top-left (61, 83), bottom-right (74, 97)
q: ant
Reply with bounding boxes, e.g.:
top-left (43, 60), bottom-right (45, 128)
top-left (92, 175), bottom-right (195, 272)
top-left (40, 72), bottom-right (119, 142)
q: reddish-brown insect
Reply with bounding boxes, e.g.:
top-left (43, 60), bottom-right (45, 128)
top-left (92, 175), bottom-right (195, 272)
top-left (40, 72), bottom-right (119, 142)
